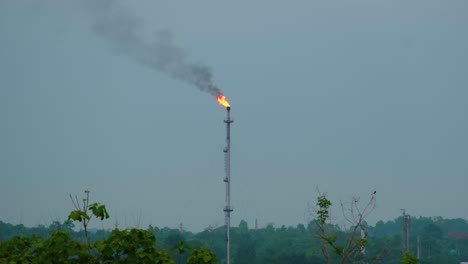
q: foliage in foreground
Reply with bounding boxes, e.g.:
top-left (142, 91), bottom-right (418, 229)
top-left (401, 251), bottom-right (419, 264)
top-left (0, 227), bottom-right (216, 264)
top-left (2, 190), bottom-right (468, 263)
top-left (315, 192), bottom-right (377, 263)
top-left (0, 190), bottom-right (216, 264)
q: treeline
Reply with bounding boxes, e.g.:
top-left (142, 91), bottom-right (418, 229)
top-left (0, 221), bottom-right (215, 264)
top-left (1, 216), bottom-right (468, 263)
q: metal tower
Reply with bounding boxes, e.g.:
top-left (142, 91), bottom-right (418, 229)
top-left (223, 107), bottom-right (233, 264)
top-left (401, 209), bottom-right (410, 252)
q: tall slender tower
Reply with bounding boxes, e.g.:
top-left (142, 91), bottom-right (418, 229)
top-left (401, 209), bottom-right (410, 252)
top-left (223, 106), bottom-right (233, 264)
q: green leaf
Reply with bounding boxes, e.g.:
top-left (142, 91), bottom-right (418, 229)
top-left (334, 246), bottom-right (344, 256)
top-left (68, 210), bottom-right (87, 222)
top-left (203, 255), bottom-right (212, 262)
top-left (89, 203), bottom-right (110, 220)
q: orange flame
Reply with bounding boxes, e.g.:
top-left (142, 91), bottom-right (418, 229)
top-left (216, 93), bottom-right (231, 108)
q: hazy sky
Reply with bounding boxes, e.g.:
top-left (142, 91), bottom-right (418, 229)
top-left (1, 0), bottom-right (467, 232)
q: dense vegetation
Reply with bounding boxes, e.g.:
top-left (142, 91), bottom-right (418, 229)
top-left (0, 191), bottom-right (217, 264)
top-left (1, 215), bottom-right (468, 263)
top-left (1, 192), bottom-right (467, 263)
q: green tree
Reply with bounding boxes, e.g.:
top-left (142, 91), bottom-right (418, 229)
top-left (401, 251), bottom-right (418, 264)
top-left (35, 230), bottom-right (89, 263)
top-left (233, 220), bottom-right (256, 264)
top-left (186, 246), bottom-right (217, 264)
top-left (67, 190), bottom-right (109, 251)
top-left (314, 192), bottom-right (377, 264)
top-left (172, 240), bottom-right (190, 264)
top-left (0, 235), bottom-right (37, 263)
top-left (95, 228), bottom-right (175, 263)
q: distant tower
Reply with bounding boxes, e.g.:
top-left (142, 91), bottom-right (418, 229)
top-left (401, 209), bottom-right (410, 252)
top-left (255, 218), bottom-right (258, 230)
top-left (223, 107), bottom-right (234, 264)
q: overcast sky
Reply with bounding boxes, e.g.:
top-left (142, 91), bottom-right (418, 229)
top-left (1, 0), bottom-right (467, 232)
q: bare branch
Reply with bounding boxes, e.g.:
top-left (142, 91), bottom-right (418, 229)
top-left (340, 199), bottom-right (357, 227)
top-left (75, 195), bottom-right (81, 211)
top-left (314, 190), bottom-right (379, 264)
top-left (69, 194), bottom-right (80, 210)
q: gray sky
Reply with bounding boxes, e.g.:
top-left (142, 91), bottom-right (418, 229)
top-left (1, 0), bottom-right (467, 232)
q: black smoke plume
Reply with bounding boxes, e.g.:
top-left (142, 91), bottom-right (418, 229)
top-left (87, 0), bottom-right (221, 96)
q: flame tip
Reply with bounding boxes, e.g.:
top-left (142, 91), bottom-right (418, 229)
top-left (216, 93), bottom-right (231, 108)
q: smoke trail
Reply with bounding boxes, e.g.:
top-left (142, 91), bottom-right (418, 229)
top-left (88, 0), bottom-right (221, 96)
